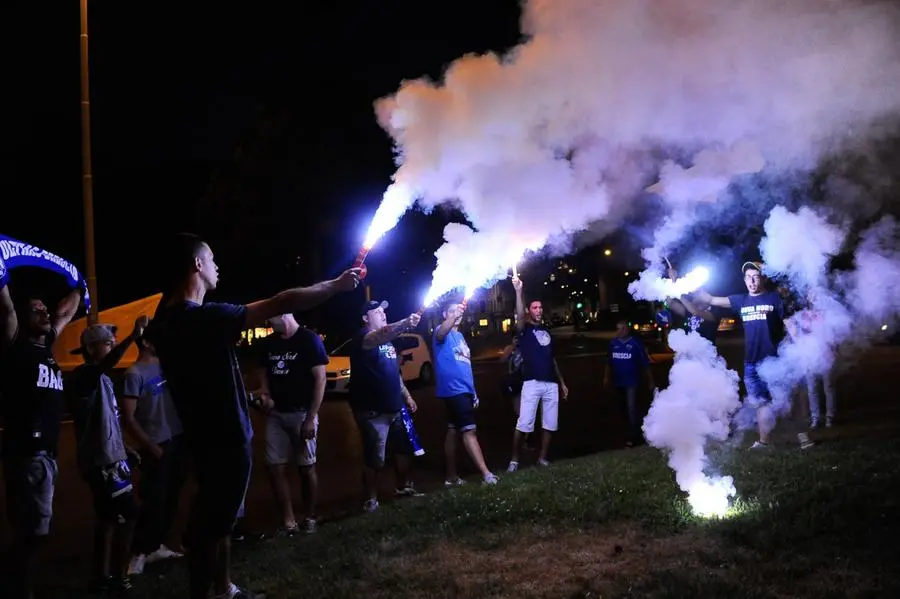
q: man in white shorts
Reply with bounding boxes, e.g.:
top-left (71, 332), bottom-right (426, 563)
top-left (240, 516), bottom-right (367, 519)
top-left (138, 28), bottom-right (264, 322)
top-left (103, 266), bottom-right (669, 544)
top-left (507, 276), bottom-right (568, 472)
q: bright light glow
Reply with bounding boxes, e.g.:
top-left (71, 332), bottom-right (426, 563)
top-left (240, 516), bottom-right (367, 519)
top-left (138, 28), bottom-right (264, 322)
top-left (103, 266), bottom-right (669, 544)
top-left (624, 271), bottom-right (630, 276)
top-left (882, 324), bottom-right (889, 331)
top-left (688, 476), bottom-right (737, 518)
top-left (604, 249), bottom-right (612, 256)
top-left (669, 266), bottom-right (710, 296)
top-left (362, 183), bottom-right (415, 249)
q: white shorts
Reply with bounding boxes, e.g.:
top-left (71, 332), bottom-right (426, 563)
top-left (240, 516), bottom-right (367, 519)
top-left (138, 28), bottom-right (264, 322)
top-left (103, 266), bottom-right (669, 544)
top-left (516, 380), bottom-right (559, 433)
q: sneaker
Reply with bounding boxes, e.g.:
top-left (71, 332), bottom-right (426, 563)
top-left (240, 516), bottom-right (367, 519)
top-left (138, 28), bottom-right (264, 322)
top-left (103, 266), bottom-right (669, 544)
top-left (483, 473), bottom-right (499, 485)
top-left (145, 544), bottom-right (183, 564)
top-left (825, 416), bottom-right (834, 428)
top-left (506, 461), bottom-right (519, 473)
top-left (302, 518), bottom-right (317, 534)
top-left (537, 458), bottom-right (550, 467)
top-left (212, 582), bottom-right (266, 599)
top-left (276, 524), bottom-right (299, 538)
top-left (116, 576), bottom-right (134, 595)
top-left (127, 554), bottom-right (146, 575)
top-left (395, 484), bottom-right (424, 497)
top-left (749, 441), bottom-right (769, 449)
top-left (363, 498), bottom-right (379, 513)
top-left (798, 432), bottom-right (815, 450)
top-left (444, 478), bottom-right (466, 487)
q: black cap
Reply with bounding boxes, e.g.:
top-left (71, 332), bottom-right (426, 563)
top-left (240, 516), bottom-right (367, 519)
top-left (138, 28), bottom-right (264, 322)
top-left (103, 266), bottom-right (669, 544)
top-left (360, 300), bottom-right (389, 316)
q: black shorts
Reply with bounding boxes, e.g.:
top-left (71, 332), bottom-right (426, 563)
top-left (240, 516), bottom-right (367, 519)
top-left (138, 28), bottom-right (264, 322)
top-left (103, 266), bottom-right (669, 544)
top-left (185, 444), bottom-right (252, 544)
top-left (440, 393), bottom-right (477, 432)
top-left (85, 460), bottom-right (138, 524)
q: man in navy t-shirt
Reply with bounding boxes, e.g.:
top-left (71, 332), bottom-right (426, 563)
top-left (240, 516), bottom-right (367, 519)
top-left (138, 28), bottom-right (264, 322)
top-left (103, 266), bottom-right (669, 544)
top-left (507, 276), bottom-right (568, 472)
top-left (433, 301), bottom-right (498, 486)
top-left (695, 261), bottom-right (811, 450)
top-left (252, 313), bottom-right (329, 536)
top-left (349, 300), bottom-right (422, 513)
top-left (145, 233), bottom-right (359, 599)
top-left (603, 320), bottom-right (655, 447)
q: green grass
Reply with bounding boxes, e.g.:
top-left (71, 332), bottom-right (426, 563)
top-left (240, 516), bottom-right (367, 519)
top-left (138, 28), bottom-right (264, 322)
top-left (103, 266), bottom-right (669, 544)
top-left (73, 437), bottom-right (900, 598)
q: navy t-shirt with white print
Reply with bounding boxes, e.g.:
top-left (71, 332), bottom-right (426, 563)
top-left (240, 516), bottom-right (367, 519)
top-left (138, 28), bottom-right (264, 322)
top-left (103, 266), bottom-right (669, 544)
top-left (144, 301), bottom-right (253, 457)
top-left (607, 336), bottom-right (650, 388)
top-left (349, 328), bottom-right (403, 413)
top-left (518, 323), bottom-right (556, 383)
top-left (255, 328), bottom-right (329, 412)
top-left (728, 291), bottom-right (785, 363)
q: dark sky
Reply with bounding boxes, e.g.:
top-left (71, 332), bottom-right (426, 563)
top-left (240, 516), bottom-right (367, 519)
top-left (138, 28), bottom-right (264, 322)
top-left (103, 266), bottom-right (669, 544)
top-left (6, 0), bottom-right (524, 325)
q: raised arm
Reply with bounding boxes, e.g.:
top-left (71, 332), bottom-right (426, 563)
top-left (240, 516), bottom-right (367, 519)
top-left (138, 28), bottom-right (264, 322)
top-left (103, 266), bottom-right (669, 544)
top-left (0, 283), bottom-right (17, 347)
top-left (244, 268), bottom-right (360, 328)
top-left (361, 313), bottom-right (421, 350)
top-left (51, 287), bottom-right (83, 336)
top-left (693, 289), bottom-right (731, 309)
top-left (512, 276), bottom-right (525, 332)
top-left (435, 305), bottom-right (462, 344)
top-left (679, 296), bottom-right (718, 322)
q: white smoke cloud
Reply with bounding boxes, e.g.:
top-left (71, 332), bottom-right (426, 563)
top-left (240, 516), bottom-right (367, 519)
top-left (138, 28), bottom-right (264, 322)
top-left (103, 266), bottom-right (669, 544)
top-left (845, 216), bottom-right (900, 330)
top-left (372, 0), bottom-right (900, 295)
top-left (642, 329), bottom-right (742, 517)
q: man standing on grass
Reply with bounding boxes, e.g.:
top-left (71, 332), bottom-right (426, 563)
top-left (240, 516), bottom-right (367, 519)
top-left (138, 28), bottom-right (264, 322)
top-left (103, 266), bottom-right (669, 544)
top-left (694, 261), bottom-right (813, 450)
top-left (350, 300), bottom-right (423, 513)
top-left (603, 319), bottom-right (656, 448)
top-left (507, 276), bottom-right (568, 472)
top-left (252, 313), bottom-right (329, 536)
top-left (145, 232), bottom-right (359, 599)
top-left (433, 300), bottom-right (499, 487)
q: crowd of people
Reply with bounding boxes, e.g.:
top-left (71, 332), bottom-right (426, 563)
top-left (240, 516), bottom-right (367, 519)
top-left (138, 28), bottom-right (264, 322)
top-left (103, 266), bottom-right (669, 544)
top-left (0, 237), bottom-right (839, 599)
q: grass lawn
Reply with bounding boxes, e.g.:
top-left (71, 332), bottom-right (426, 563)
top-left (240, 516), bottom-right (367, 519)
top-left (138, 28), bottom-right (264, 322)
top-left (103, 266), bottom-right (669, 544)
top-left (113, 436), bottom-right (900, 599)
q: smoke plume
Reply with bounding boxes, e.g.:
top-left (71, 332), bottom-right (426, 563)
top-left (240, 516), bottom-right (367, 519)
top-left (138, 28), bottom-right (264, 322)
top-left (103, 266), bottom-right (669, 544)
top-left (642, 329), bottom-right (742, 516)
top-left (373, 0), bottom-right (900, 294)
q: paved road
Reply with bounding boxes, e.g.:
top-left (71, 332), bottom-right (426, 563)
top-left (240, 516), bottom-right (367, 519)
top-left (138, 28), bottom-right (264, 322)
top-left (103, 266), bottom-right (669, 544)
top-left (2, 331), bottom-right (899, 589)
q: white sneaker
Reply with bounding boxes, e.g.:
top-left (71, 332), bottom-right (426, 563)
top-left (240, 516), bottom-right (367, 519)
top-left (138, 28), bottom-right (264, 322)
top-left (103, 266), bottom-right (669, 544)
top-left (145, 544), bottom-right (183, 564)
top-left (302, 518), bottom-right (317, 534)
top-left (444, 478), bottom-right (466, 487)
top-left (483, 473), bottom-right (499, 485)
top-left (798, 432), bottom-right (815, 450)
top-left (506, 461), bottom-right (519, 473)
top-left (127, 554), bottom-right (146, 575)
top-left (749, 441), bottom-right (769, 450)
top-left (537, 458), bottom-right (550, 467)
top-left (363, 498), bottom-right (379, 513)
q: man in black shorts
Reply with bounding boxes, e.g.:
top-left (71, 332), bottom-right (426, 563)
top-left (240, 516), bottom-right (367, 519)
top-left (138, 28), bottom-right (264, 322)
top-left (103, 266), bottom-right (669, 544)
top-left (433, 301), bottom-right (498, 486)
top-left (145, 233), bottom-right (359, 599)
top-left (0, 259), bottom-right (82, 599)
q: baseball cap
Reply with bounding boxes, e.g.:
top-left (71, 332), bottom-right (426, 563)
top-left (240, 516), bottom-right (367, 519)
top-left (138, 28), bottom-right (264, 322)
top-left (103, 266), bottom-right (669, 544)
top-left (72, 324), bottom-right (118, 354)
top-left (360, 300), bottom-right (389, 316)
top-left (741, 261), bottom-right (765, 275)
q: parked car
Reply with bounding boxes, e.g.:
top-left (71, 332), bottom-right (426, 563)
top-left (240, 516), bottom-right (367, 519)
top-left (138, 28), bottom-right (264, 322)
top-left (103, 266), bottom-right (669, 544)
top-left (325, 333), bottom-right (433, 393)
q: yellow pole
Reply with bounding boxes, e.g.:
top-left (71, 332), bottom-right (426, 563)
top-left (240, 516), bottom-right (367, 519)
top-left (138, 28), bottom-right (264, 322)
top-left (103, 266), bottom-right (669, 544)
top-left (80, 0), bottom-right (99, 323)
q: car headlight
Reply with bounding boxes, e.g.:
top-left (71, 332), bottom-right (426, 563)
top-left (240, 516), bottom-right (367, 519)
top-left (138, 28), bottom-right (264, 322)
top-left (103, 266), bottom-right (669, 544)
top-left (340, 368), bottom-right (351, 376)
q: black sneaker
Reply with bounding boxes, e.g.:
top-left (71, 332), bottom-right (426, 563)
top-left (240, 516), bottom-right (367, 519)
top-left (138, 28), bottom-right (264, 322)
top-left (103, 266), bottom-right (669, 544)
top-left (115, 576), bottom-right (134, 596)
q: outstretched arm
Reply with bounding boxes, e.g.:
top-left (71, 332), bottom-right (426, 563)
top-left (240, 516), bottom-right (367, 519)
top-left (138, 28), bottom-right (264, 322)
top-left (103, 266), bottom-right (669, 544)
top-left (244, 269), bottom-right (361, 328)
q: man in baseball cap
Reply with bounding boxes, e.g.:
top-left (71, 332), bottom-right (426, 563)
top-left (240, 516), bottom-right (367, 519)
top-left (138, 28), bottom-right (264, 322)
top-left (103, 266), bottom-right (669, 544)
top-left (349, 299), bottom-right (422, 513)
top-left (73, 324), bottom-right (118, 355)
top-left (694, 261), bottom-right (813, 450)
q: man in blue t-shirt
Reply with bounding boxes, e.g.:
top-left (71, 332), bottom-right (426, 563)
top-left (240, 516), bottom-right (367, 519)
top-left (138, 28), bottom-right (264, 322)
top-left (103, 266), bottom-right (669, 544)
top-left (507, 276), bottom-right (568, 472)
top-left (695, 261), bottom-right (812, 450)
top-left (603, 320), bottom-right (655, 447)
top-left (145, 233), bottom-right (359, 599)
top-left (349, 300), bottom-right (422, 513)
top-left (433, 301), bottom-right (498, 487)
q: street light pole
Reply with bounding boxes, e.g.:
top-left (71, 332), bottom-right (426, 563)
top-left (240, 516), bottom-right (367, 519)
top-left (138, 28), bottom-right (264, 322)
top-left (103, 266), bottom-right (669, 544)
top-left (80, 0), bottom-right (99, 324)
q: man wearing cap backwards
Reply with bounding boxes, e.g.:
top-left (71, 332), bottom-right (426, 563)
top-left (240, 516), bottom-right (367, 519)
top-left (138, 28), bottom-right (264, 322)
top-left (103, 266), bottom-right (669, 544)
top-left (68, 317), bottom-right (148, 595)
top-left (350, 300), bottom-right (422, 513)
top-left (0, 261), bottom-right (81, 599)
top-left (694, 262), bottom-right (813, 449)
